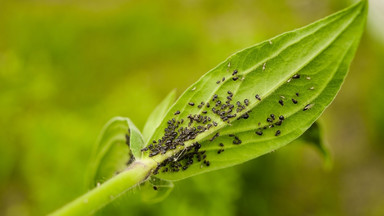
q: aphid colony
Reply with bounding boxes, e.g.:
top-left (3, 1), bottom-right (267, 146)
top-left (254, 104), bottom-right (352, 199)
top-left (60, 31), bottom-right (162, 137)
top-left (138, 68), bottom-right (314, 175)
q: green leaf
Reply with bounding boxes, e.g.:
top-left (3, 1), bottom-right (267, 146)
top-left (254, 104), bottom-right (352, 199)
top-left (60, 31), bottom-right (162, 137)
top-left (140, 177), bottom-right (174, 204)
top-left (295, 121), bottom-right (332, 169)
top-left (87, 117), bottom-right (144, 188)
top-left (139, 1), bottom-right (367, 181)
top-left (142, 89), bottom-right (177, 143)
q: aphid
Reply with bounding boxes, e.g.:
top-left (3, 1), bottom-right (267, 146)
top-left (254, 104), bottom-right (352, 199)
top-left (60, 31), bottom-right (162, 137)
top-left (303, 104), bottom-right (314, 111)
top-left (275, 130), bottom-right (281, 136)
top-left (232, 70), bottom-right (238, 76)
top-left (280, 95), bottom-right (286, 99)
top-left (202, 110), bottom-right (207, 114)
top-left (244, 99), bottom-right (249, 106)
top-left (125, 134), bottom-right (130, 146)
top-left (188, 102), bottom-right (195, 106)
top-left (233, 136), bottom-right (242, 145)
top-left (306, 76), bottom-right (311, 80)
top-left (256, 131), bottom-right (263, 136)
top-left (287, 78), bottom-right (292, 83)
top-left (153, 186), bottom-right (158, 190)
top-left (219, 143), bottom-right (224, 147)
top-left (217, 149), bottom-right (224, 154)
top-left (262, 62), bottom-right (266, 71)
top-left (270, 114), bottom-right (275, 120)
top-left (296, 93), bottom-right (299, 97)
top-left (309, 86), bottom-right (315, 90)
top-left (292, 74), bottom-right (300, 79)
top-left (267, 118), bottom-right (273, 122)
top-left (255, 94), bottom-right (261, 101)
top-left (210, 133), bottom-right (219, 141)
top-left (232, 77), bottom-right (239, 81)
top-left (206, 102), bottom-right (210, 108)
top-left (213, 121), bottom-right (218, 126)
top-left (279, 115), bottom-right (284, 120)
top-left (212, 94), bottom-right (218, 101)
top-left (222, 77), bottom-right (225, 82)
top-left (174, 110), bottom-right (180, 115)
top-left (279, 100), bottom-right (284, 106)
top-left (216, 80), bottom-right (221, 84)
top-left (227, 91), bottom-right (232, 95)
top-left (292, 99), bottom-right (298, 104)
top-left (275, 120), bottom-right (282, 126)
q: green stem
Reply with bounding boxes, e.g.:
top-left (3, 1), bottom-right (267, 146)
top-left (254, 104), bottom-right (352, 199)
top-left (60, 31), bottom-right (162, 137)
top-left (49, 159), bottom-right (157, 216)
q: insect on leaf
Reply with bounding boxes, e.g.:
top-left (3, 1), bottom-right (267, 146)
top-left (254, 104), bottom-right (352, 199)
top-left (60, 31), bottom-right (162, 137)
top-left (142, 89), bottom-right (177, 143)
top-left (87, 117), bottom-right (144, 188)
top-left (139, 1), bottom-right (367, 181)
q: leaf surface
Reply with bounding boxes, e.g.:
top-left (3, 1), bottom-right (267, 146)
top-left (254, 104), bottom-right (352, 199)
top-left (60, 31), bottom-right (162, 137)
top-left (140, 177), bottom-right (174, 204)
top-left (140, 1), bottom-right (367, 181)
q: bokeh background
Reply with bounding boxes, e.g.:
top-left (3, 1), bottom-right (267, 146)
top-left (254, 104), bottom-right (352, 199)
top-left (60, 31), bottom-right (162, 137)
top-left (1, 0), bottom-right (383, 215)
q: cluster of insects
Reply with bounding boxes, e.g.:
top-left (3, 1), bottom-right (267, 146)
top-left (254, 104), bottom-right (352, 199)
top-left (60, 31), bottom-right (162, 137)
top-left (130, 60), bottom-right (315, 176)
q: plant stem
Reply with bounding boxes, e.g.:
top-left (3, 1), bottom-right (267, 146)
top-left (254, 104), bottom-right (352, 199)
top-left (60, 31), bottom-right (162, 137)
top-left (49, 159), bottom-right (157, 216)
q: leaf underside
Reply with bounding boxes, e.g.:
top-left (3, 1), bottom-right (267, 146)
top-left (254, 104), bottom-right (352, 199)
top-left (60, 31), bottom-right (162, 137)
top-left (138, 1), bottom-right (367, 181)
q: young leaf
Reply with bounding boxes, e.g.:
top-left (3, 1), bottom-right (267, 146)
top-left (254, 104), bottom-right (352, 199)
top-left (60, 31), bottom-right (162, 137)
top-left (142, 89), bottom-right (177, 142)
top-left (139, 1), bottom-right (367, 181)
top-left (87, 117), bottom-right (144, 188)
top-left (295, 121), bottom-right (332, 169)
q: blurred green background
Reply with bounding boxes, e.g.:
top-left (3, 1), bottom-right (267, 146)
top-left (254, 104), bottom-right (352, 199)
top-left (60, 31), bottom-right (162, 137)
top-left (1, 0), bottom-right (383, 215)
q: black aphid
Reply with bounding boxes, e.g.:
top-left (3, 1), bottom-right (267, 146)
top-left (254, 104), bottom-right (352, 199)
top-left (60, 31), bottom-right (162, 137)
top-left (188, 102), bottom-right (195, 106)
top-left (232, 70), bottom-right (238, 76)
top-left (292, 74), bottom-right (300, 79)
top-left (217, 149), bottom-right (224, 154)
top-left (212, 94), bottom-right (218, 101)
top-left (292, 99), bottom-right (298, 104)
top-left (255, 94), bottom-right (261, 101)
top-left (219, 143), bottom-right (224, 147)
top-left (233, 136), bottom-right (242, 145)
top-left (232, 77), bottom-right (239, 81)
top-left (202, 110), bottom-right (207, 114)
top-left (216, 80), bottom-right (221, 84)
top-left (244, 99), bottom-right (249, 106)
top-left (267, 118), bottom-right (273, 122)
top-left (174, 110), bottom-right (180, 115)
top-left (275, 130), bottom-right (281, 136)
top-left (210, 133), bottom-right (220, 141)
top-left (227, 91), bottom-right (232, 95)
top-left (279, 100), bottom-right (284, 106)
top-left (125, 134), bottom-right (130, 146)
top-left (206, 102), bottom-right (210, 108)
top-left (270, 114), bottom-right (275, 120)
top-left (222, 77), bottom-right (225, 81)
top-left (279, 115), bottom-right (284, 120)
top-left (256, 131), bottom-right (263, 136)
top-left (213, 121), bottom-right (218, 126)
top-left (296, 92), bottom-right (299, 96)
top-left (153, 186), bottom-right (158, 190)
